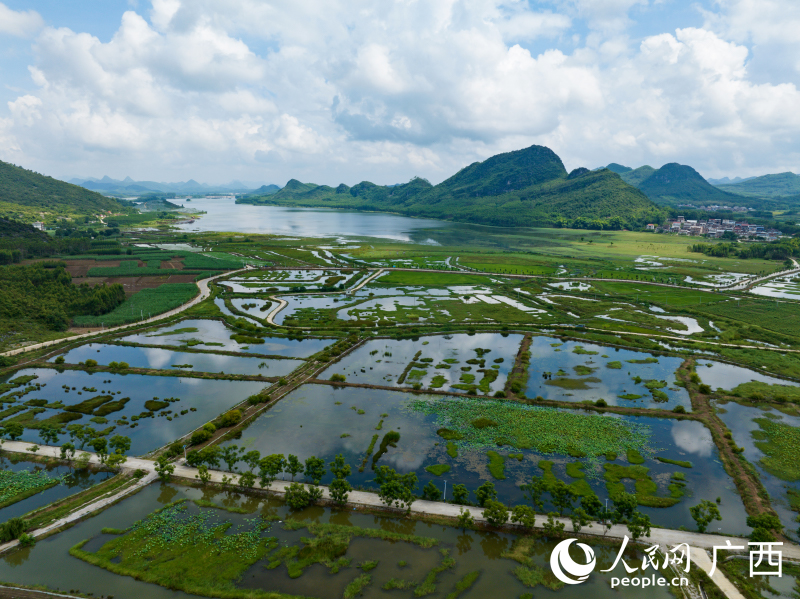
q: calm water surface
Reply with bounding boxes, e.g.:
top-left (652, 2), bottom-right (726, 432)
top-left (0, 481), bottom-right (680, 599)
top-left (222, 384), bottom-right (748, 533)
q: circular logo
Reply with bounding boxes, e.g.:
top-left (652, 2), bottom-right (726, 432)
top-left (550, 538), bottom-right (596, 585)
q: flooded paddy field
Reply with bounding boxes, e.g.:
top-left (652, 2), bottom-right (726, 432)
top-left (321, 333), bottom-right (522, 395)
top-left (222, 384), bottom-right (747, 533)
top-left (0, 368), bottom-right (266, 455)
top-left (119, 318), bottom-right (333, 357)
top-left (525, 338), bottom-right (692, 411)
top-left (0, 480), bottom-right (681, 599)
top-left (50, 343), bottom-right (303, 377)
top-left (0, 454), bottom-right (112, 522)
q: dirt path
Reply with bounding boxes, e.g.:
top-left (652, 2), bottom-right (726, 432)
top-left (676, 359), bottom-right (771, 519)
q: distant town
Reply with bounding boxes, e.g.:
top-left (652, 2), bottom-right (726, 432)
top-left (649, 216), bottom-right (782, 240)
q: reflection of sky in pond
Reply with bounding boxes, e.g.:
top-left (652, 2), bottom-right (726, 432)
top-left (671, 420), bottom-right (713, 457)
top-left (696, 361), bottom-right (799, 391)
top-left (320, 333), bottom-right (522, 394)
top-left (525, 337), bottom-right (692, 411)
top-left (10, 368), bottom-right (266, 455)
top-left (50, 343), bottom-right (302, 377)
top-left (225, 384), bottom-right (747, 532)
top-left (0, 480), bottom-right (676, 599)
top-left (751, 276), bottom-right (800, 299)
top-left (715, 401), bottom-right (800, 538)
top-left (0, 457), bottom-right (112, 522)
top-left (118, 319), bottom-right (332, 357)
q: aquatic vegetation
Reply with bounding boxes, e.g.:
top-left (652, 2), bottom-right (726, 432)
top-left (545, 377), bottom-right (601, 390)
top-left (606, 361), bottom-right (622, 369)
top-left (446, 442), bottom-right (458, 458)
top-left (603, 464), bottom-right (682, 508)
top-left (70, 501), bottom-right (278, 596)
top-left (486, 451), bottom-right (506, 479)
top-left (0, 469), bottom-right (63, 508)
top-left (572, 346), bottom-right (599, 355)
top-left (408, 398), bottom-right (653, 472)
top-left (751, 417), bottom-right (800, 481)
top-left (425, 464), bottom-right (451, 476)
top-left (626, 358), bottom-right (659, 364)
top-left (656, 457), bottom-right (693, 468)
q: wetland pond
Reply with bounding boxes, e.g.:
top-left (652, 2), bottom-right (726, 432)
top-left (0, 480), bottom-right (681, 599)
top-left (119, 318), bottom-right (333, 357)
top-left (222, 384), bottom-right (747, 533)
top-left (0, 368), bottom-right (265, 455)
top-left (0, 455), bottom-right (112, 522)
top-left (715, 401), bottom-right (800, 538)
top-left (525, 338), bottom-right (692, 411)
top-left (322, 333), bottom-right (522, 395)
top-left (50, 343), bottom-right (303, 377)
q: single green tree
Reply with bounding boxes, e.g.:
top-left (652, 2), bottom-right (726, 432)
top-left (196, 464), bottom-right (211, 486)
top-left (510, 505), bottom-right (536, 529)
top-left (198, 445), bottom-right (222, 469)
top-left (242, 450), bottom-right (261, 472)
top-left (286, 454), bottom-right (303, 481)
top-left (90, 437), bottom-right (108, 463)
top-left (238, 471), bottom-right (256, 488)
top-left (38, 425), bottom-right (60, 446)
top-left (285, 482), bottom-right (311, 509)
top-left (451, 484), bottom-right (470, 505)
top-left (4, 423), bottom-right (24, 442)
top-left (421, 480), bottom-right (442, 501)
top-left (520, 474), bottom-right (547, 511)
top-left (376, 466), bottom-right (417, 512)
top-left (542, 512), bottom-right (565, 537)
top-left (304, 456), bottom-right (326, 484)
top-left (550, 480), bottom-right (576, 516)
top-left (220, 445), bottom-right (243, 472)
top-left (155, 455), bottom-right (175, 482)
top-left (258, 454), bottom-right (286, 488)
top-left (109, 435), bottom-right (131, 456)
top-left (475, 481), bottom-right (497, 507)
top-left (483, 500), bottom-right (510, 527)
top-left (60, 442), bottom-right (75, 463)
top-left (627, 511), bottom-right (652, 541)
top-left (690, 500), bottom-right (722, 533)
top-left (610, 491), bottom-right (637, 524)
top-left (457, 508), bottom-right (474, 532)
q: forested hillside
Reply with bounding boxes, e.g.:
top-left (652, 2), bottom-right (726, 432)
top-left (0, 217), bottom-right (91, 261)
top-left (0, 263), bottom-right (125, 330)
top-left (715, 172), bottom-right (800, 198)
top-left (619, 163), bottom-right (746, 207)
top-left (0, 160), bottom-right (122, 219)
top-left (240, 145), bottom-right (662, 229)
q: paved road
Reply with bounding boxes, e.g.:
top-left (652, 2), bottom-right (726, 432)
top-left (4, 441), bottom-right (787, 599)
top-left (3, 441), bottom-right (798, 558)
top-left (0, 269), bottom-right (248, 358)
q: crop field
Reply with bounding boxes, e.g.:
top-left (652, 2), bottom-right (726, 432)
top-left (73, 283), bottom-right (199, 327)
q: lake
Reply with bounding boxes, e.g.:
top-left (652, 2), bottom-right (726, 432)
top-left (174, 197), bottom-right (453, 242)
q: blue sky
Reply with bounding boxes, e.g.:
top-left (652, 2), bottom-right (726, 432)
top-left (0, 0), bottom-right (798, 186)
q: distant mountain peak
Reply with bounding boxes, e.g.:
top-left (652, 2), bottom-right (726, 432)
top-left (605, 163), bottom-right (633, 174)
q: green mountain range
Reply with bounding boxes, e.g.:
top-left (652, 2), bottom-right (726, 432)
top-left (603, 163), bottom-right (746, 207)
top-left (239, 145), bottom-right (662, 229)
top-left (0, 160), bottom-right (122, 220)
top-left (714, 172), bottom-right (800, 198)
